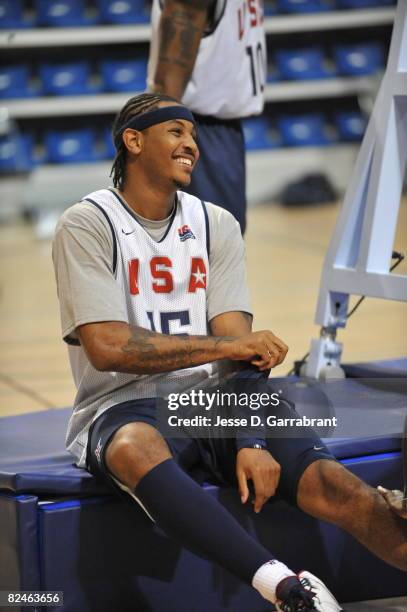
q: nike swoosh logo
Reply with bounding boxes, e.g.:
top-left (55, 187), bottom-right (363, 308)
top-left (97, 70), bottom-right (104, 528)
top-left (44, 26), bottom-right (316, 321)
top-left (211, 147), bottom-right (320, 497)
top-left (122, 229), bottom-right (136, 235)
top-left (313, 446), bottom-right (324, 451)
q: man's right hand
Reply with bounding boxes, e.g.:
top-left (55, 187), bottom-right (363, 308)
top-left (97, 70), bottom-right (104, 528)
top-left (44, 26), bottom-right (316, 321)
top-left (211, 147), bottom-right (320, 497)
top-left (236, 447), bottom-right (281, 513)
top-left (220, 330), bottom-right (289, 371)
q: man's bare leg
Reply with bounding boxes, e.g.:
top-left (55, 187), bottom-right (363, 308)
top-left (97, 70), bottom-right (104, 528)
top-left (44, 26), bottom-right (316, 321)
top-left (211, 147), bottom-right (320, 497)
top-left (105, 421), bottom-right (172, 488)
top-left (297, 459), bottom-right (407, 571)
top-left (103, 423), bottom-right (346, 609)
top-left (104, 422), bottom-right (304, 606)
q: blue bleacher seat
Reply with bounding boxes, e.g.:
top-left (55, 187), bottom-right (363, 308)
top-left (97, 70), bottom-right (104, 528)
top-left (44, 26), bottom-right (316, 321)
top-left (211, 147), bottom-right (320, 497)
top-left (275, 48), bottom-right (332, 81)
top-left (0, 0), bottom-right (34, 28)
top-left (100, 59), bottom-right (147, 92)
top-left (334, 111), bottom-right (367, 141)
top-left (39, 62), bottom-right (98, 96)
top-left (34, 0), bottom-right (98, 27)
top-left (243, 117), bottom-right (279, 150)
top-left (279, 114), bottom-right (332, 146)
top-left (263, 1), bottom-right (278, 15)
top-left (44, 130), bottom-right (99, 164)
top-left (335, 0), bottom-right (382, 7)
top-left (0, 133), bottom-right (34, 172)
top-left (333, 43), bottom-right (383, 76)
top-left (277, 0), bottom-right (332, 13)
top-left (98, 0), bottom-right (150, 24)
top-left (0, 65), bottom-right (38, 98)
top-left (266, 69), bottom-right (280, 83)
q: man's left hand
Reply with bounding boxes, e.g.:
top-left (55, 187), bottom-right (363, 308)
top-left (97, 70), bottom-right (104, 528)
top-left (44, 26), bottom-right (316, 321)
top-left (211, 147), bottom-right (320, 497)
top-left (236, 448), bottom-right (281, 514)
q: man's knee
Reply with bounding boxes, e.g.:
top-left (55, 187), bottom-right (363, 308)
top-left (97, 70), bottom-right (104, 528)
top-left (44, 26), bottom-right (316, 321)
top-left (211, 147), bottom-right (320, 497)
top-left (297, 459), bottom-right (372, 523)
top-left (105, 422), bottom-right (172, 489)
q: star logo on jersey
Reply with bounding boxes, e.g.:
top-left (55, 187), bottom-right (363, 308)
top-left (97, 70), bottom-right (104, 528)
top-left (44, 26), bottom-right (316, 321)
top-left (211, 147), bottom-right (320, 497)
top-left (191, 270), bottom-right (206, 288)
top-left (178, 224), bottom-right (196, 242)
top-left (95, 437), bottom-right (103, 463)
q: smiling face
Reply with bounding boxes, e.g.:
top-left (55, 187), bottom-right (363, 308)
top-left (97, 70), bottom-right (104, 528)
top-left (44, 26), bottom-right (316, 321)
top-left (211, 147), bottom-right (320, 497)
top-left (124, 101), bottom-right (199, 190)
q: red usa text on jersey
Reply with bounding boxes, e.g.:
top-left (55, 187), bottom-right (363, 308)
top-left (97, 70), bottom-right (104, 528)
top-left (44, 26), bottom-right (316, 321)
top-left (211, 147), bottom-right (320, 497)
top-left (128, 256), bottom-right (207, 294)
top-left (238, 0), bottom-right (263, 40)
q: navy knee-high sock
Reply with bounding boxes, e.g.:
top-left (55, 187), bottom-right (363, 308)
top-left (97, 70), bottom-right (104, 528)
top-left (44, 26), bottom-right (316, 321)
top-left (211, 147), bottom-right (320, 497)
top-left (135, 458), bottom-right (273, 583)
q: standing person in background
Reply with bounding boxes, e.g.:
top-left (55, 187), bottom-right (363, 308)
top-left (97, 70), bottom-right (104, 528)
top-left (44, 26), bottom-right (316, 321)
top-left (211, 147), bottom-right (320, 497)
top-left (147, 0), bottom-right (266, 234)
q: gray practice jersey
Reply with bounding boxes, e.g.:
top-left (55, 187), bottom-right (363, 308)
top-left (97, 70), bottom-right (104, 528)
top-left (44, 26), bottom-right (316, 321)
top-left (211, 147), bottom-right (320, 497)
top-left (52, 188), bottom-right (252, 467)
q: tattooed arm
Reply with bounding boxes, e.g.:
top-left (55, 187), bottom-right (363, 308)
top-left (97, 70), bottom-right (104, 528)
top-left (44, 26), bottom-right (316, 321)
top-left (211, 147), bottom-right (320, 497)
top-left (77, 320), bottom-right (288, 374)
top-left (151, 0), bottom-right (214, 100)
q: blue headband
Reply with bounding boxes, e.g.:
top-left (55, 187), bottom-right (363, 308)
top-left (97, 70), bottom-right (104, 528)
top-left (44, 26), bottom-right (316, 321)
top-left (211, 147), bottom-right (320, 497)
top-left (115, 106), bottom-right (196, 147)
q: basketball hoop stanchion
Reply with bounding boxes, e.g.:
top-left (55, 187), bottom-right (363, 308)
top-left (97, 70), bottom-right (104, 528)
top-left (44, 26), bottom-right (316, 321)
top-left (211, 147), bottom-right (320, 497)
top-left (304, 0), bottom-right (407, 380)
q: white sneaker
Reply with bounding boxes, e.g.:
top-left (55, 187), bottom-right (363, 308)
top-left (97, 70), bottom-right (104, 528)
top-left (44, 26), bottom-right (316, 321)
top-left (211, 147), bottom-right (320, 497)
top-left (298, 571), bottom-right (343, 611)
top-left (275, 571), bottom-right (343, 611)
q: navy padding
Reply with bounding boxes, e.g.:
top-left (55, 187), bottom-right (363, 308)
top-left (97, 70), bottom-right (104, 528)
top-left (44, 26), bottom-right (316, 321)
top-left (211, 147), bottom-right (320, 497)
top-left (0, 413), bottom-right (402, 495)
top-left (0, 359), bottom-right (405, 495)
top-left (37, 482), bottom-right (407, 607)
top-left (0, 408), bottom-right (109, 495)
top-left (343, 357), bottom-right (407, 378)
top-left (324, 435), bottom-right (402, 459)
top-left (341, 451), bottom-right (401, 465)
top-left (0, 493), bottom-right (40, 590)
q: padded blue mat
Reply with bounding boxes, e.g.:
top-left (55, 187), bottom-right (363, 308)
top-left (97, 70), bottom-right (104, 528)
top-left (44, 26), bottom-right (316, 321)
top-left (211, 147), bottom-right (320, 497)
top-left (0, 359), bottom-right (405, 495)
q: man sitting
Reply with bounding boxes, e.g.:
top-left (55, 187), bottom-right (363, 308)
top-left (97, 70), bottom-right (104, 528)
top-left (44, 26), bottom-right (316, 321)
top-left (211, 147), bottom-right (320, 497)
top-left (52, 93), bottom-right (407, 611)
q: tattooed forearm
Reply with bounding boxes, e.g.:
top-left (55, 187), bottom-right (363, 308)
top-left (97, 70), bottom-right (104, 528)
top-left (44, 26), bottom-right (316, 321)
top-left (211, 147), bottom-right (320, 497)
top-left (119, 326), bottom-right (234, 374)
top-left (160, 15), bottom-right (177, 57)
top-left (154, 0), bottom-right (208, 98)
top-left (179, 23), bottom-right (197, 59)
top-left (78, 319), bottom-right (283, 375)
top-left (160, 11), bottom-right (204, 63)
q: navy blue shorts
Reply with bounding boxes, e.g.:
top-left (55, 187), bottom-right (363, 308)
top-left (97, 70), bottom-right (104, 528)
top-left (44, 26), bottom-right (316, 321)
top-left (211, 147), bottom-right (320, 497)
top-left (86, 378), bottom-right (335, 507)
top-left (183, 114), bottom-right (247, 234)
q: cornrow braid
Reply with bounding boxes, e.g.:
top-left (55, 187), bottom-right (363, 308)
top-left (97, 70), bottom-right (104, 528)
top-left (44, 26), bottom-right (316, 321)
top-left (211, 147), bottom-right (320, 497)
top-left (110, 92), bottom-right (179, 190)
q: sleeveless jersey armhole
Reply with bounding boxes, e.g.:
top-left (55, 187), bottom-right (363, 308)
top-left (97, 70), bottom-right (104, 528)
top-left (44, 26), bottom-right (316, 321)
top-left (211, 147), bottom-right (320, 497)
top-left (201, 200), bottom-right (211, 259)
top-left (204, 0), bottom-right (227, 36)
top-left (83, 198), bottom-right (118, 276)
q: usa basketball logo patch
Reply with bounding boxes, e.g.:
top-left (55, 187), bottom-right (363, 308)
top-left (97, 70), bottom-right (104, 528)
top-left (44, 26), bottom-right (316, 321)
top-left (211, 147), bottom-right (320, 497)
top-left (178, 224), bottom-right (196, 242)
top-left (95, 438), bottom-right (103, 463)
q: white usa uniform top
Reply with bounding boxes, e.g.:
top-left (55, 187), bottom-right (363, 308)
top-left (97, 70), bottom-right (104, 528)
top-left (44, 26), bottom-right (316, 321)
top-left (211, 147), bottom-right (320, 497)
top-left (66, 188), bottom-right (223, 467)
top-left (147, 0), bottom-right (266, 119)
